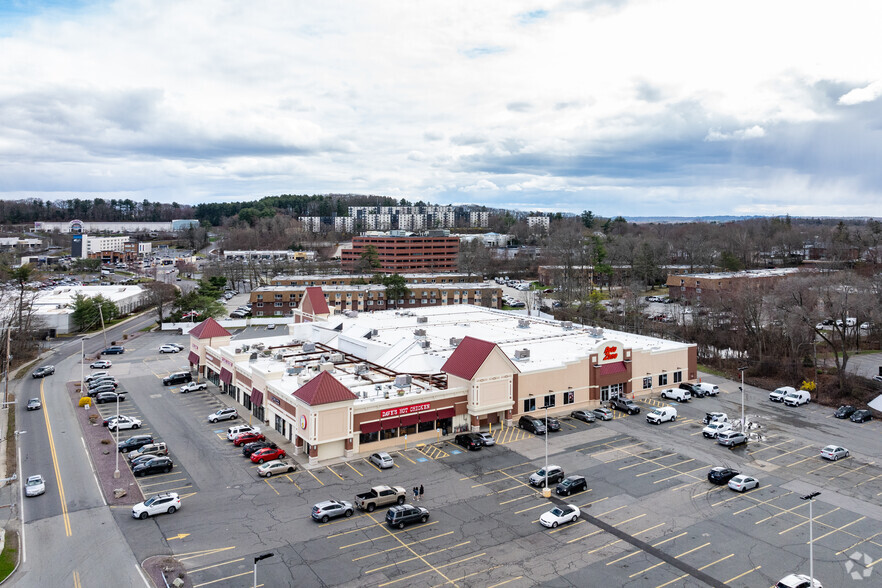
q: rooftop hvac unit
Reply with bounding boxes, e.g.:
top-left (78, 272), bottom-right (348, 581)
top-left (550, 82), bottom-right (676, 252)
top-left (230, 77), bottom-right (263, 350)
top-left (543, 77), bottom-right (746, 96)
top-left (302, 342), bottom-right (316, 352)
top-left (241, 344), bottom-right (250, 352)
top-left (417, 316), bottom-right (428, 324)
top-left (274, 353), bottom-right (284, 361)
top-left (394, 375), bottom-right (413, 387)
top-left (449, 337), bottom-right (462, 346)
top-left (561, 321), bottom-right (574, 330)
top-left (290, 365), bottom-right (304, 375)
top-left (249, 352), bottom-right (258, 362)
top-left (255, 343), bottom-right (265, 350)
top-left (518, 319), bottom-right (530, 328)
top-left (418, 340), bottom-right (430, 349)
top-left (286, 367), bottom-right (297, 375)
top-left (514, 348), bottom-right (530, 360)
top-left (596, 328), bottom-right (604, 337)
top-left (235, 348), bottom-right (243, 354)
top-left (320, 362), bottom-right (334, 372)
top-left (371, 329), bottom-right (379, 336)
top-left (375, 384), bottom-right (382, 391)
top-left (355, 363), bottom-right (369, 375)
top-left (329, 353), bottom-right (344, 363)
top-left (414, 328), bottom-right (426, 337)
top-left (361, 391), bottom-right (367, 399)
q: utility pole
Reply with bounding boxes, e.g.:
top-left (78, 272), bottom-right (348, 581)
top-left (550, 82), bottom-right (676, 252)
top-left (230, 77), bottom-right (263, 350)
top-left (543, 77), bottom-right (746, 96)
top-left (3, 329), bottom-right (10, 407)
top-left (801, 492), bottom-right (820, 587)
top-left (98, 303), bottom-right (107, 350)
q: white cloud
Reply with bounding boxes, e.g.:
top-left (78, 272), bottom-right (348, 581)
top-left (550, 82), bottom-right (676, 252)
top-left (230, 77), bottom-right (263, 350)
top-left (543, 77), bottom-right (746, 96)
top-left (838, 81), bottom-right (882, 105)
top-left (705, 125), bottom-right (766, 142)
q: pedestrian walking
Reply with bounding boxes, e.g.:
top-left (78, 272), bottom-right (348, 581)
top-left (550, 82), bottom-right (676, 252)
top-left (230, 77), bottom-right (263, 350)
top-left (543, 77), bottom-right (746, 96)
top-left (413, 486), bottom-right (418, 501)
top-left (419, 484), bottom-right (424, 501)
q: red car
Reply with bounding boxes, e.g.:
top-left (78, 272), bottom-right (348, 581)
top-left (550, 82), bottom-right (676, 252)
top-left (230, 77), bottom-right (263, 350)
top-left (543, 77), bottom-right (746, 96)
top-left (250, 447), bottom-right (286, 464)
top-left (233, 432), bottom-right (266, 446)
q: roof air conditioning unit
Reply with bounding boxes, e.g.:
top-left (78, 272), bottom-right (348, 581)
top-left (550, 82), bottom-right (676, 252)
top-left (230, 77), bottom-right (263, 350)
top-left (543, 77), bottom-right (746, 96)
top-left (449, 337), bottom-right (462, 346)
top-left (561, 321), bottom-right (574, 330)
top-left (596, 328), bottom-right (604, 337)
top-left (371, 329), bottom-right (379, 336)
top-left (255, 343), bottom-right (265, 350)
top-left (249, 352), bottom-right (258, 362)
top-left (514, 348), bottom-right (530, 360)
top-left (235, 348), bottom-right (242, 353)
top-left (241, 344), bottom-right (250, 352)
top-left (355, 363), bottom-right (369, 375)
top-left (329, 353), bottom-right (344, 363)
top-left (414, 328), bottom-right (426, 337)
top-left (320, 362), bottom-right (334, 372)
top-left (394, 375), bottom-right (412, 387)
top-left (286, 367), bottom-right (296, 375)
top-left (303, 342), bottom-right (316, 352)
top-left (375, 384), bottom-right (382, 391)
top-left (518, 319), bottom-right (530, 328)
top-left (417, 316), bottom-right (428, 324)
top-left (418, 340), bottom-right (430, 349)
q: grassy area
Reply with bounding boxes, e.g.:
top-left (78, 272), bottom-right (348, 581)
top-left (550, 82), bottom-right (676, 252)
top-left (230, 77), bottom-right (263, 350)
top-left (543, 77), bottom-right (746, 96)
top-left (13, 359), bottom-right (41, 380)
top-left (0, 530), bottom-right (18, 580)
top-left (697, 364), bottom-right (728, 378)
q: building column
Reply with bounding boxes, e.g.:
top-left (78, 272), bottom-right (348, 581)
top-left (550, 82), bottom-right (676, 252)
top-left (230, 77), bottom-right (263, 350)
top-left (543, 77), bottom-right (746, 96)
top-left (293, 435), bottom-right (304, 456)
top-left (470, 414), bottom-right (481, 432)
top-left (308, 444), bottom-right (319, 467)
top-left (504, 409), bottom-right (513, 428)
top-left (344, 437), bottom-right (354, 458)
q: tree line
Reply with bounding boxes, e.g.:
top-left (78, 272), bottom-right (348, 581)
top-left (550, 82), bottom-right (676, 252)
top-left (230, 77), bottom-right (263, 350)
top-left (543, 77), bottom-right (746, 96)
top-left (0, 198), bottom-right (194, 225)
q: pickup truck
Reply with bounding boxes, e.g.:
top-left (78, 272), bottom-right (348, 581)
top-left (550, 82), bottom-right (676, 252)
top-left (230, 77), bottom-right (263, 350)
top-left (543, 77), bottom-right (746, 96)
top-left (354, 485), bottom-right (407, 512)
top-left (126, 442), bottom-right (168, 462)
top-left (609, 395), bottom-right (640, 415)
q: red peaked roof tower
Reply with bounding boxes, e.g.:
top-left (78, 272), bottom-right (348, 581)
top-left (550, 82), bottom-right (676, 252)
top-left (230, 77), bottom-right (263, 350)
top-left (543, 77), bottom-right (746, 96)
top-left (293, 371), bottom-right (358, 406)
top-left (441, 336), bottom-right (503, 380)
top-left (189, 317), bottom-right (232, 339)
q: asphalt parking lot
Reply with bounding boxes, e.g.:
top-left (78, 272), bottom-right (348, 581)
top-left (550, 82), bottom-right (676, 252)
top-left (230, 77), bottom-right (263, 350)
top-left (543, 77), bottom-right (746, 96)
top-left (91, 334), bottom-right (882, 587)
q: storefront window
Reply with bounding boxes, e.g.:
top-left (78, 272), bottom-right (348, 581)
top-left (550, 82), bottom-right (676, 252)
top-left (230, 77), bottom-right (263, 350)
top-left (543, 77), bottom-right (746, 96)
top-left (643, 377), bottom-right (652, 389)
top-left (544, 393), bottom-right (556, 408)
top-left (437, 417), bottom-right (452, 435)
top-left (400, 424), bottom-right (417, 436)
top-left (417, 420), bottom-right (435, 433)
top-left (563, 391), bottom-right (574, 405)
top-left (360, 431), bottom-right (379, 444)
top-left (658, 374), bottom-right (668, 386)
top-left (673, 371), bottom-right (682, 383)
top-left (243, 394), bottom-right (252, 410)
top-left (380, 427), bottom-right (398, 440)
top-left (523, 398), bottom-right (536, 412)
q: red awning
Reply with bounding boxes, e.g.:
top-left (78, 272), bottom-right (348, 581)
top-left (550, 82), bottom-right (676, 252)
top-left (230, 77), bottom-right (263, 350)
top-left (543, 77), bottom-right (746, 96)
top-left (188, 351), bottom-right (200, 365)
top-left (436, 407), bottom-right (455, 419)
top-left (360, 420), bottom-right (381, 434)
top-left (380, 418), bottom-right (400, 430)
top-left (598, 361), bottom-right (627, 376)
top-left (220, 368), bottom-right (232, 384)
top-left (251, 388), bottom-right (264, 407)
top-left (419, 410), bottom-right (437, 422)
top-left (400, 414), bottom-right (419, 427)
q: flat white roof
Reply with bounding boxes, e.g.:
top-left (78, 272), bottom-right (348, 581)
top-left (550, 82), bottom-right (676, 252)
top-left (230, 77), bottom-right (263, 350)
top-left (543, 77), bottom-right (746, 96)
top-left (253, 283), bottom-right (495, 293)
top-left (672, 268), bottom-right (804, 280)
top-left (34, 285), bottom-right (145, 306)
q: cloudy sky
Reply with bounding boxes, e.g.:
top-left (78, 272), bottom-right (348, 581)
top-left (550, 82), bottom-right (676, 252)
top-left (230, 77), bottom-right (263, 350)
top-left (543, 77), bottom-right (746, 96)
top-left (1, 0), bottom-right (880, 217)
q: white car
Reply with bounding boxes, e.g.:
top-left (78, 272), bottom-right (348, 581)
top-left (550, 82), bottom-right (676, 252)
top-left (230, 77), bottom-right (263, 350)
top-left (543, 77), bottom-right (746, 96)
top-left (646, 407), bottom-right (677, 424)
top-left (132, 493), bottom-right (181, 519)
top-left (209, 408), bottom-right (238, 423)
top-left (728, 474), bottom-right (759, 492)
top-left (258, 460), bottom-right (296, 477)
top-left (90, 360), bottom-right (112, 369)
top-left (702, 422), bottom-right (732, 439)
top-left (159, 344), bottom-right (181, 354)
top-left (108, 416), bottom-right (142, 432)
top-left (475, 432), bottom-right (495, 446)
top-left (369, 452), bottom-right (395, 469)
top-left (227, 424), bottom-right (260, 440)
top-left (539, 504), bottom-right (580, 528)
top-left (820, 445), bottom-right (849, 461)
top-left (25, 474), bottom-right (46, 497)
top-left (776, 574), bottom-right (822, 588)
top-left (180, 382), bottom-right (207, 393)
top-left (85, 371), bottom-right (109, 383)
top-left (660, 388), bottom-right (690, 402)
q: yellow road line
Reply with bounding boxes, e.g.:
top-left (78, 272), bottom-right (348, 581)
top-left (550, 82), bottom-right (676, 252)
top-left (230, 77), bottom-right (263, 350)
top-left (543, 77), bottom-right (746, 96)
top-left (804, 459), bottom-right (843, 475)
top-left (654, 553), bottom-right (735, 588)
top-left (140, 477), bottom-right (187, 488)
top-left (363, 458), bottom-right (382, 472)
top-left (327, 466), bottom-right (344, 481)
top-left (366, 541), bottom-right (471, 574)
top-left (637, 459), bottom-right (694, 478)
top-left (41, 380), bottom-right (72, 537)
top-left (779, 507), bottom-right (841, 535)
top-left (732, 492), bottom-right (792, 515)
top-left (394, 451), bottom-right (416, 464)
top-left (725, 565), bottom-right (761, 584)
top-left (177, 546), bottom-right (237, 561)
top-left (307, 469), bottom-right (324, 486)
top-left (345, 462), bottom-right (364, 477)
top-left (653, 466), bottom-right (706, 484)
top-left (352, 532), bottom-right (454, 561)
top-left (514, 502), bottom-right (548, 515)
top-left (831, 461), bottom-right (873, 480)
top-left (264, 479), bottom-right (279, 496)
top-left (431, 564), bottom-right (501, 587)
top-left (766, 445), bottom-right (814, 461)
top-left (193, 570), bottom-right (252, 587)
top-left (339, 521), bottom-right (439, 549)
top-left (810, 516), bottom-right (866, 543)
top-left (837, 532), bottom-right (882, 556)
top-left (284, 473), bottom-right (302, 490)
top-left (755, 502), bottom-right (808, 524)
top-left (486, 577), bottom-right (523, 588)
top-left (366, 513), bottom-right (455, 588)
top-left (578, 496), bottom-right (608, 509)
top-left (460, 461), bottom-right (531, 480)
top-left (189, 558), bottom-right (245, 573)
top-left (73, 570), bottom-right (81, 588)
top-left (499, 494), bottom-right (533, 506)
top-left (596, 505), bottom-right (628, 518)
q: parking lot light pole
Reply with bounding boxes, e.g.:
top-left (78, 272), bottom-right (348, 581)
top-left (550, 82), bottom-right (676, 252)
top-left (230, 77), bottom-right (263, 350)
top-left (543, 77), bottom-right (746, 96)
top-left (113, 393), bottom-right (121, 479)
top-left (253, 552), bottom-right (274, 588)
top-left (801, 492), bottom-right (820, 587)
top-left (543, 391), bottom-right (551, 497)
top-left (738, 367), bottom-right (748, 433)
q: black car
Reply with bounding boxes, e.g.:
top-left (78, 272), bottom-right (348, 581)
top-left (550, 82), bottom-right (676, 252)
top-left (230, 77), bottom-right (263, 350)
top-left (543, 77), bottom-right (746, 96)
top-left (834, 405), bottom-right (857, 419)
top-left (609, 395), bottom-right (641, 415)
top-left (102, 346), bottom-right (125, 355)
top-left (96, 392), bottom-right (126, 404)
top-left (555, 475), bottom-right (588, 496)
top-left (707, 467), bottom-right (740, 485)
top-left (88, 384), bottom-right (118, 396)
top-left (679, 382), bottom-right (704, 397)
top-left (132, 456), bottom-right (174, 477)
top-left (454, 433), bottom-right (483, 451)
top-left (32, 365), bottom-right (55, 378)
top-left (542, 417), bottom-right (562, 432)
top-left (163, 372), bottom-right (192, 386)
top-left (88, 379), bottom-right (118, 390)
top-left (385, 504), bottom-right (429, 529)
top-left (518, 415), bottom-right (547, 435)
top-left (851, 409), bottom-right (873, 423)
top-left (243, 441), bottom-right (278, 457)
top-left (118, 435), bottom-right (154, 453)
top-left (570, 410), bottom-right (596, 423)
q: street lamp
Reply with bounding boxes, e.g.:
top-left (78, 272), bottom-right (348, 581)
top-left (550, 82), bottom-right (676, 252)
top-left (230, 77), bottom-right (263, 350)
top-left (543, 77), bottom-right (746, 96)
top-left (801, 492), bottom-right (821, 587)
top-left (530, 392), bottom-right (551, 496)
top-left (738, 367), bottom-right (748, 433)
top-left (253, 552), bottom-right (274, 588)
top-left (113, 393), bottom-right (121, 479)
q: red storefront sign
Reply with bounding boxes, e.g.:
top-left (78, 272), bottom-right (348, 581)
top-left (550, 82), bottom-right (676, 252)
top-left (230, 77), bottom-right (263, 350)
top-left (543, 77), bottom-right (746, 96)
top-left (380, 403), bottom-right (431, 419)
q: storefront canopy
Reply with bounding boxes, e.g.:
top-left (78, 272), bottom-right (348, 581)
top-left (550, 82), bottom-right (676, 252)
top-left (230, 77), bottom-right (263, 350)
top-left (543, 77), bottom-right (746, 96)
top-left (220, 368), bottom-right (232, 384)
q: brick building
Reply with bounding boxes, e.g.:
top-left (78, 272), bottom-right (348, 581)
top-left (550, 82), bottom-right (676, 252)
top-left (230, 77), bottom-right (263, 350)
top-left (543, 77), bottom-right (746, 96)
top-left (341, 233), bottom-right (460, 273)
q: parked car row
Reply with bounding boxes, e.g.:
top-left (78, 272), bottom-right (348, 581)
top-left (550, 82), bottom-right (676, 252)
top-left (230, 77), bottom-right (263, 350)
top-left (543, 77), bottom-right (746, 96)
top-left (833, 405), bottom-right (874, 423)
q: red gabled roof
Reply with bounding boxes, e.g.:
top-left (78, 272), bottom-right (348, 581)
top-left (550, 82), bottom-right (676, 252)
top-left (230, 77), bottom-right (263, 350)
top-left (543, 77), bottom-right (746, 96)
top-left (441, 336), bottom-right (501, 381)
top-left (293, 371), bottom-right (357, 406)
top-left (303, 286), bottom-right (330, 315)
top-left (189, 317), bottom-right (231, 340)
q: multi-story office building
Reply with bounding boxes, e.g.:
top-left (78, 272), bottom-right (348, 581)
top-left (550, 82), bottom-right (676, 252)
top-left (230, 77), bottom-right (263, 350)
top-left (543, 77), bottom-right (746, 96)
top-left (341, 233), bottom-right (460, 273)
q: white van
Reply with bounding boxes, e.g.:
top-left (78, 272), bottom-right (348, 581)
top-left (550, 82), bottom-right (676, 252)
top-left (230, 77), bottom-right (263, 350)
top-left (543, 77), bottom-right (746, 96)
top-left (783, 390), bottom-right (811, 407)
top-left (646, 406), bottom-right (677, 424)
top-left (226, 424), bottom-right (261, 441)
top-left (697, 383), bottom-right (720, 396)
top-left (770, 386), bottom-right (796, 402)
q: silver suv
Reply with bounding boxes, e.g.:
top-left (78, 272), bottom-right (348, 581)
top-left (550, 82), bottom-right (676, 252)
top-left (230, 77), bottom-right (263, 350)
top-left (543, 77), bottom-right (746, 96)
top-left (717, 431), bottom-right (747, 447)
top-left (529, 465), bottom-right (564, 487)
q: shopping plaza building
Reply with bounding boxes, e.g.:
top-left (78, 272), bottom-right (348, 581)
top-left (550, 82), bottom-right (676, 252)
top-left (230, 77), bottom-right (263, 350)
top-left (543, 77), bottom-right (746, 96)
top-left (188, 301), bottom-right (696, 465)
